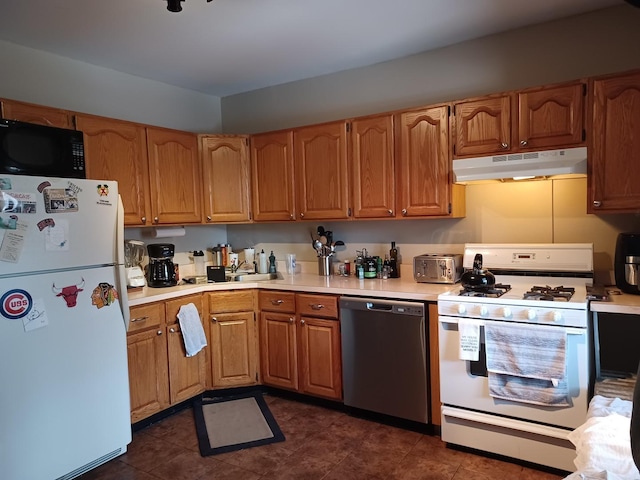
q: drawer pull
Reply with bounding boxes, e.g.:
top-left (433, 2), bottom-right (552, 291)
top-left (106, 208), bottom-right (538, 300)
top-left (271, 299), bottom-right (284, 305)
top-left (131, 316), bottom-right (149, 323)
top-left (310, 304), bottom-right (324, 310)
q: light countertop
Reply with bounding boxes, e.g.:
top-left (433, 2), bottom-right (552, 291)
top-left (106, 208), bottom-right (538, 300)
top-left (590, 288), bottom-right (640, 315)
top-left (126, 273), bottom-right (457, 307)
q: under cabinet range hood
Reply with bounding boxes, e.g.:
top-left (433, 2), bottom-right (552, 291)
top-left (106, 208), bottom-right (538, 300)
top-left (452, 146), bottom-right (587, 183)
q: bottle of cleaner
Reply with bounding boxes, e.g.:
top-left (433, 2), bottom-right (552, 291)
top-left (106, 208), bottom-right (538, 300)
top-left (268, 251), bottom-right (277, 273)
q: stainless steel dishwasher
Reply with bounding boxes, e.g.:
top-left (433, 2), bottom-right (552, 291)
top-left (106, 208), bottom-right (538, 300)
top-left (339, 296), bottom-right (428, 424)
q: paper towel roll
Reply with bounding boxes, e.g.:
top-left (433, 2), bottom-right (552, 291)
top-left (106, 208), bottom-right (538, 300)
top-left (150, 226), bottom-right (186, 238)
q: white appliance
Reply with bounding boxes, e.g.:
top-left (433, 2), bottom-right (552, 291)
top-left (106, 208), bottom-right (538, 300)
top-left (437, 243), bottom-right (593, 472)
top-left (0, 174), bottom-right (131, 480)
top-left (452, 146), bottom-right (587, 183)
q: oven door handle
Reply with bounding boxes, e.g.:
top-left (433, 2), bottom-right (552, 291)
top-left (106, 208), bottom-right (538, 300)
top-left (438, 316), bottom-right (586, 336)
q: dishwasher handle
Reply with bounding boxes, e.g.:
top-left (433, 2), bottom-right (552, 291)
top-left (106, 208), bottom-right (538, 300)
top-left (339, 297), bottom-right (424, 316)
top-left (366, 302), bottom-right (392, 311)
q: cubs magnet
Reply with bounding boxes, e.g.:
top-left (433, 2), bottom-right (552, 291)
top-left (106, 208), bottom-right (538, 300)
top-left (1, 289), bottom-right (33, 319)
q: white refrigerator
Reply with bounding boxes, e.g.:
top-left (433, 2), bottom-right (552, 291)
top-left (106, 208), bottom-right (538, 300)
top-left (0, 174), bottom-right (131, 480)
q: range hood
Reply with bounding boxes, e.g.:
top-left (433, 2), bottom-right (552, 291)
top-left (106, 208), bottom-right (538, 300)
top-left (452, 146), bottom-right (587, 183)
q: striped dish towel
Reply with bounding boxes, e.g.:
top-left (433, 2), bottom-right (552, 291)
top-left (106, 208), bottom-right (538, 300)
top-left (485, 322), bottom-right (569, 406)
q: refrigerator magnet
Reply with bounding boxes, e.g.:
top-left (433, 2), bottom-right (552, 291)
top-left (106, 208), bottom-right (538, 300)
top-left (0, 288), bottom-right (32, 319)
top-left (52, 278), bottom-right (84, 308)
top-left (91, 282), bottom-right (118, 309)
top-left (23, 298), bottom-right (49, 332)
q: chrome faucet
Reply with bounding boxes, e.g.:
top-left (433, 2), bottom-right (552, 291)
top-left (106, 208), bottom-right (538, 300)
top-left (231, 260), bottom-right (247, 273)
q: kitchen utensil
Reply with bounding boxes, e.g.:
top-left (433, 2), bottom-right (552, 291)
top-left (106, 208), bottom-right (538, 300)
top-left (317, 226), bottom-right (325, 237)
top-left (460, 253), bottom-right (495, 290)
top-left (318, 255), bottom-right (333, 276)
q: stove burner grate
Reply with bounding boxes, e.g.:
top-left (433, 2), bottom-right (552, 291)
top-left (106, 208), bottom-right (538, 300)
top-left (523, 285), bottom-right (575, 301)
top-left (459, 283), bottom-right (511, 298)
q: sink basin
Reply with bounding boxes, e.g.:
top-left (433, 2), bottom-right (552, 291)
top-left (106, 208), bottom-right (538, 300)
top-left (226, 272), bottom-right (283, 282)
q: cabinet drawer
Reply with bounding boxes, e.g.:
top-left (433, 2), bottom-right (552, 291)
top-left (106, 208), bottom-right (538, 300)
top-left (128, 303), bottom-right (164, 333)
top-left (208, 290), bottom-right (254, 313)
top-left (296, 294), bottom-right (338, 319)
top-left (259, 290), bottom-right (296, 313)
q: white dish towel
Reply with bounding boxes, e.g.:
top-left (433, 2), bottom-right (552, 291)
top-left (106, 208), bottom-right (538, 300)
top-left (485, 321), bottom-right (568, 406)
top-left (177, 303), bottom-right (207, 357)
top-left (458, 318), bottom-right (481, 361)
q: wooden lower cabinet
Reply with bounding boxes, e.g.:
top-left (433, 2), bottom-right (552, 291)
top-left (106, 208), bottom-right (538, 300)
top-left (127, 294), bottom-right (207, 423)
top-left (259, 291), bottom-right (342, 401)
top-left (127, 303), bottom-right (169, 423)
top-left (206, 290), bottom-right (258, 388)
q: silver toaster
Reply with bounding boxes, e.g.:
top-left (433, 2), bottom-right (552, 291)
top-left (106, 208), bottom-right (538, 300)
top-left (413, 253), bottom-right (463, 284)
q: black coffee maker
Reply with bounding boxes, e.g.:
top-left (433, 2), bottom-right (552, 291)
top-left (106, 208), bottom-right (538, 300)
top-left (146, 243), bottom-right (177, 288)
top-left (614, 233), bottom-right (640, 295)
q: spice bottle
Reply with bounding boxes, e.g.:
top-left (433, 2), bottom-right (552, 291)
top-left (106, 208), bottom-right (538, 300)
top-left (344, 259), bottom-right (351, 276)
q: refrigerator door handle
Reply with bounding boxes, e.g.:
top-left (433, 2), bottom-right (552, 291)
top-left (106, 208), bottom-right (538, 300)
top-left (116, 195), bottom-right (130, 331)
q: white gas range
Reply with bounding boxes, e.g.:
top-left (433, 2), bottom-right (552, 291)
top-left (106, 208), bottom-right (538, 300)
top-left (437, 243), bottom-right (593, 472)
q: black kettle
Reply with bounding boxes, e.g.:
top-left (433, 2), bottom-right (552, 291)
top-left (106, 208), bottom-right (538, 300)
top-left (460, 254), bottom-right (496, 290)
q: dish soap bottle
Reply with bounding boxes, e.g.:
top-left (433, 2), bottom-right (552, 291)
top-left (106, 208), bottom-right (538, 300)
top-left (258, 249), bottom-right (268, 274)
top-left (268, 251), bottom-right (277, 273)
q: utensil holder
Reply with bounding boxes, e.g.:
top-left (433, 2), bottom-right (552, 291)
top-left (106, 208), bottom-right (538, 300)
top-left (318, 255), bottom-right (333, 276)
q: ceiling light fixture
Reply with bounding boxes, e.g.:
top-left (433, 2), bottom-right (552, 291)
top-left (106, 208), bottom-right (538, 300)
top-left (166, 0), bottom-right (213, 13)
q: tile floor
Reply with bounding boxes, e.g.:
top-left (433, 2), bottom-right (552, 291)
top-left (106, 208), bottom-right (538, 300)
top-left (80, 394), bottom-right (566, 480)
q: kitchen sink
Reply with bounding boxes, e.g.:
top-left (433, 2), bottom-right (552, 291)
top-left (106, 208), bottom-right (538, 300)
top-left (226, 272), bottom-right (283, 282)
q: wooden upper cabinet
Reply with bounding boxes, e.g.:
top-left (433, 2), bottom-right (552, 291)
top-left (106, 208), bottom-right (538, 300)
top-left (146, 127), bottom-right (202, 225)
top-left (453, 95), bottom-right (512, 157)
top-left (200, 135), bottom-right (251, 223)
top-left (350, 114), bottom-right (396, 219)
top-left (250, 130), bottom-right (295, 222)
top-left (518, 82), bottom-right (585, 150)
top-left (75, 114), bottom-right (151, 226)
top-left (294, 121), bottom-right (349, 220)
top-left (396, 105), bottom-right (453, 217)
top-left (589, 70), bottom-right (640, 213)
top-left (1, 99), bottom-right (73, 129)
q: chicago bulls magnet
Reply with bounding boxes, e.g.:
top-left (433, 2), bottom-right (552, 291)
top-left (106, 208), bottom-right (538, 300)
top-left (52, 278), bottom-right (85, 308)
top-left (0, 289), bottom-right (33, 319)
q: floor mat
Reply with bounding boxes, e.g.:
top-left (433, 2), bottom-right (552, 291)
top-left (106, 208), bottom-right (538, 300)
top-left (193, 390), bottom-right (285, 456)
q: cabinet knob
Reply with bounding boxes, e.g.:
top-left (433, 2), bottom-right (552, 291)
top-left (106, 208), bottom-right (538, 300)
top-left (206, 215), bottom-right (212, 222)
top-left (289, 317), bottom-right (294, 324)
top-left (501, 143), bottom-right (508, 149)
top-left (310, 304), bottom-right (324, 310)
top-left (153, 217), bottom-right (159, 224)
top-left (520, 140), bottom-right (528, 146)
top-left (388, 209), bottom-right (393, 216)
top-left (300, 319), bottom-right (306, 325)
top-left (401, 209), bottom-right (407, 216)
top-left (157, 330), bottom-right (163, 336)
top-left (141, 216), bottom-right (146, 224)
top-left (211, 316), bottom-right (217, 323)
top-left (300, 212), bottom-right (305, 218)
top-left (593, 200), bottom-right (602, 208)
top-left (290, 214), bottom-right (294, 220)
top-left (169, 327), bottom-right (180, 334)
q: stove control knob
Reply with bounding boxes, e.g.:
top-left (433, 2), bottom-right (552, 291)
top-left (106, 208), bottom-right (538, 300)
top-left (479, 305), bottom-right (488, 316)
top-left (503, 307), bottom-right (512, 318)
top-left (457, 304), bottom-right (467, 315)
top-left (527, 309), bottom-right (537, 320)
top-left (552, 311), bottom-right (562, 322)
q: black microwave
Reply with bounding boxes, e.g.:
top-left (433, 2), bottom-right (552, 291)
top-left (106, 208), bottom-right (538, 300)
top-left (0, 119), bottom-right (86, 179)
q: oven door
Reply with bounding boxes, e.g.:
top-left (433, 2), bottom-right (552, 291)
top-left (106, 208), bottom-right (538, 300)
top-left (438, 315), bottom-right (590, 429)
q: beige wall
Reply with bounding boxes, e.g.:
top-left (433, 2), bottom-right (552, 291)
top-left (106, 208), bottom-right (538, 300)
top-left (221, 5), bottom-right (640, 133)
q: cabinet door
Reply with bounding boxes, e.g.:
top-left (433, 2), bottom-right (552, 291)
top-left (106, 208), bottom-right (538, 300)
top-left (294, 121), bottom-right (349, 220)
top-left (396, 105), bottom-right (452, 217)
top-left (298, 316), bottom-right (342, 400)
top-left (210, 311), bottom-right (257, 388)
top-left (147, 128), bottom-right (202, 225)
top-left (165, 295), bottom-right (207, 404)
top-left (260, 311), bottom-right (298, 390)
top-left (127, 327), bottom-right (170, 423)
top-left (1, 99), bottom-right (73, 129)
top-left (250, 130), bottom-right (296, 221)
top-left (76, 114), bottom-right (151, 226)
top-left (453, 95), bottom-right (512, 157)
top-left (350, 115), bottom-right (395, 219)
top-left (201, 135), bottom-right (251, 223)
top-left (590, 71), bottom-right (640, 213)
top-left (518, 82), bottom-right (585, 150)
